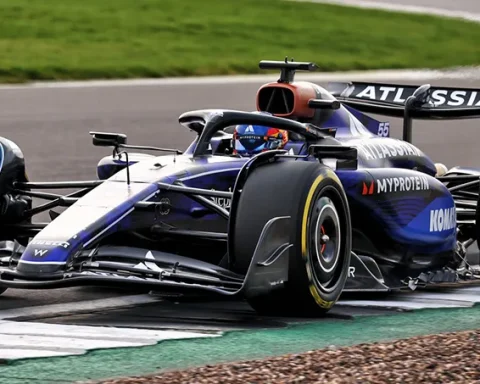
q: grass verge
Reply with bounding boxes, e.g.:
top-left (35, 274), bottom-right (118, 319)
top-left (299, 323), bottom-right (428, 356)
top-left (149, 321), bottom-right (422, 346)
top-left (1, 0), bottom-right (480, 82)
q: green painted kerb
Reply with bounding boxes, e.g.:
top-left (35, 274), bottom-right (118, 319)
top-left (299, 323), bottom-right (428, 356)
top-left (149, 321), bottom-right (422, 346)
top-left (2, 306), bottom-right (480, 384)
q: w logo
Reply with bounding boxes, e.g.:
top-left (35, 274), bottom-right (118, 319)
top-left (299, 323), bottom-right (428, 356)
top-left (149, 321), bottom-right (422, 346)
top-left (34, 249), bottom-right (48, 257)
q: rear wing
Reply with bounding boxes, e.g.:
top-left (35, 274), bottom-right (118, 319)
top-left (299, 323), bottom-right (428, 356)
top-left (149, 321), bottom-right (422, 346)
top-left (327, 81), bottom-right (480, 143)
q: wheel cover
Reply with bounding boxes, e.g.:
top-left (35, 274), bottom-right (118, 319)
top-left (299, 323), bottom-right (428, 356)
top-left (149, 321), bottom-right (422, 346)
top-left (309, 196), bottom-right (342, 294)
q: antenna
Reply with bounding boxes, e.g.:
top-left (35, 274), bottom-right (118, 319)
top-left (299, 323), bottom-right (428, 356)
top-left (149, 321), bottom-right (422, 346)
top-left (115, 149), bottom-right (131, 186)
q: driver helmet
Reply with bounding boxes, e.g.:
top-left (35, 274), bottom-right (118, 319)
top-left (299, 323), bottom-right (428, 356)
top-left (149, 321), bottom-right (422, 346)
top-left (233, 124), bottom-right (289, 156)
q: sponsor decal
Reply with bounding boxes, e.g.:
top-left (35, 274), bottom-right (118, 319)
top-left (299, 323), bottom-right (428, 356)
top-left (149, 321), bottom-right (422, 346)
top-left (211, 187), bottom-right (232, 209)
top-left (33, 249), bottom-right (48, 257)
top-left (208, 111), bottom-right (224, 119)
top-left (30, 240), bottom-right (70, 248)
top-left (133, 250), bottom-right (168, 276)
top-left (362, 182), bottom-right (374, 195)
top-left (355, 86), bottom-right (411, 104)
top-left (238, 134), bottom-right (262, 141)
top-left (355, 140), bottom-right (420, 161)
top-left (348, 266), bottom-right (355, 278)
top-left (377, 122), bottom-right (390, 137)
top-left (429, 207), bottom-right (456, 232)
top-left (353, 85), bottom-right (480, 107)
top-left (378, 175), bottom-right (429, 194)
top-left (158, 197), bottom-right (171, 216)
top-left (362, 175), bottom-right (429, 195)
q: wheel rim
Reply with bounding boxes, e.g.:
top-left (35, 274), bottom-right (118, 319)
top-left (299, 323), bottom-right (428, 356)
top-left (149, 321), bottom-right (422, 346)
top-left (309, 195), bottom-right (343, 293)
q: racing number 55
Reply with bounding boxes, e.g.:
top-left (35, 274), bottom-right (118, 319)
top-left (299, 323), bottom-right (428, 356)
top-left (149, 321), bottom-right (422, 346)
top-left (377, 122), bottom-right (390, 137)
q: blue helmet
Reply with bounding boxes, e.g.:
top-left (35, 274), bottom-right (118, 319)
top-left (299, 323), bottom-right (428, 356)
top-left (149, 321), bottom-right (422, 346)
top-left (233, 123), bottom-right (289, 156)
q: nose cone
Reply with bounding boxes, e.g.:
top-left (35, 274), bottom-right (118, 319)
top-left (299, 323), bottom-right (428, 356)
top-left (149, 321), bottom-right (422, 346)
top-left (16, 241), bottom-right (71, 277)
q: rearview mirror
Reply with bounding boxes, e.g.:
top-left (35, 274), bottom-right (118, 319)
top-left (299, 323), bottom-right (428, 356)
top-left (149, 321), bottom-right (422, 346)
top-left (89, 131), bottom-right (127, 147)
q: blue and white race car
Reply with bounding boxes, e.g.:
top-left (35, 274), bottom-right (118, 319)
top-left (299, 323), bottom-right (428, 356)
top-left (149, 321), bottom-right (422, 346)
top-left (0, 59), bottom-right (478, 316)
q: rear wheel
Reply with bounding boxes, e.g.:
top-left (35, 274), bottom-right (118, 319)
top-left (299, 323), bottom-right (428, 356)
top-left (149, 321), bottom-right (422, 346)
top-left (231, 160), bottom-right (352, 316)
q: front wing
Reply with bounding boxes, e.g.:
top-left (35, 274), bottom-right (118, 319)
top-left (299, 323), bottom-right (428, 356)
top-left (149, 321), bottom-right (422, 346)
top-left (0, 216), bottom-right (292, 300)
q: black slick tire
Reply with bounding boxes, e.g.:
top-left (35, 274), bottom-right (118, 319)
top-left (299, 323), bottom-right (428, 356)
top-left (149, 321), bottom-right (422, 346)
top-left (231, 160), bottom-right (352, 317)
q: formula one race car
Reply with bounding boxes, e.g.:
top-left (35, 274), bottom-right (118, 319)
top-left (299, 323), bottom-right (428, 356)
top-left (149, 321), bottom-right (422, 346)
top-left (0, 59), bottom-right (480, 316)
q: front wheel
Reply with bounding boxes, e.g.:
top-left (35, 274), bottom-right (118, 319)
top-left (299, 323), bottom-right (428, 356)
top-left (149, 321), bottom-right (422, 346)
top-left (231, 160), bottom-right (352, 317)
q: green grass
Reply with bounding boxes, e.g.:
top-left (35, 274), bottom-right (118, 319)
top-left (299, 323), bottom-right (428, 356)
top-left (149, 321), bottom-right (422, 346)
top-left (1, 0), bottom-right (480, 82)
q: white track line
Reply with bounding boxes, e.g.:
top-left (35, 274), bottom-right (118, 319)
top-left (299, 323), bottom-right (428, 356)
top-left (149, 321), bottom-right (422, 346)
top-left (338, 286), bottom-right (480, 310)
top-left (291, 0), bottom-right (480, 23)
top-left (0, 294), bottom-right (220, 360)
top-left (0, 294), bottom-right (161, 320)
top-left (0, 321), bottom-right (219, 360)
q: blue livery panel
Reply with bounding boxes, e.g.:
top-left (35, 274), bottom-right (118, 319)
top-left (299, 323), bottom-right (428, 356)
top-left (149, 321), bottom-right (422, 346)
top-left (342, 136), bottom-right (438, 176)
top-left (343, 105), bottom-right (391, 137)
top-left (336, 168), bottom-right (456, 261)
